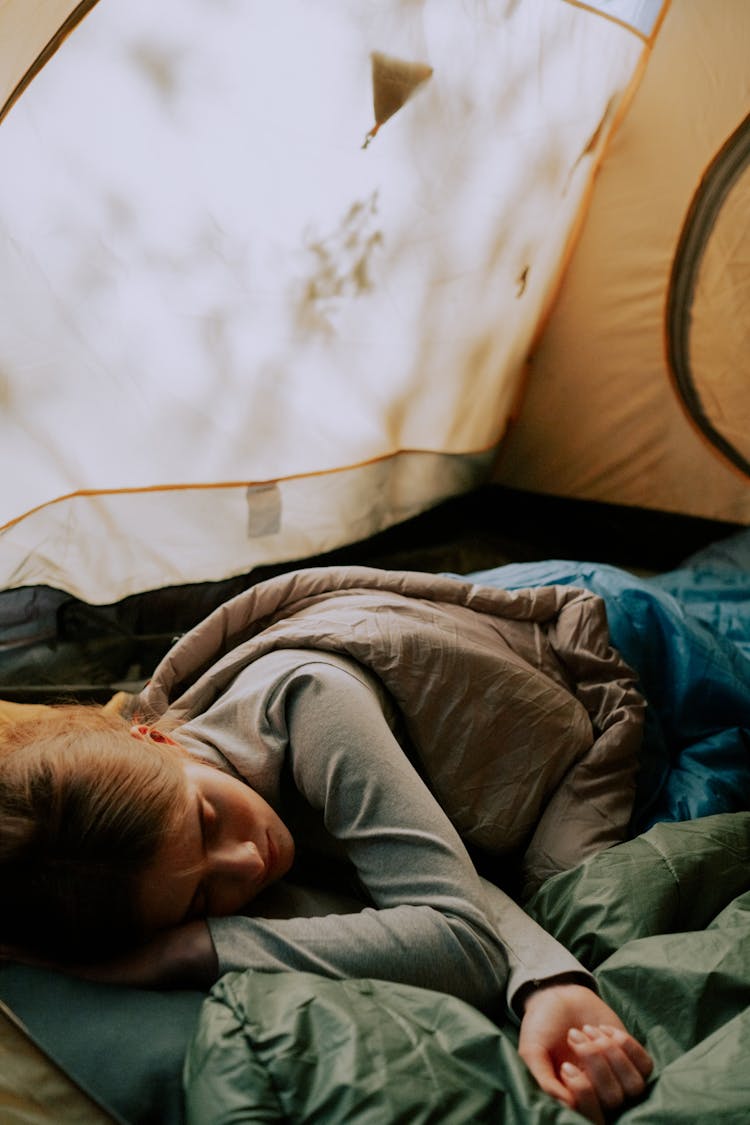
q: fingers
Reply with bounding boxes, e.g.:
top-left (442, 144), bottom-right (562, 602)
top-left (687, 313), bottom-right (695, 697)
top-left (518, 1044), bottom-right (576, 1109)
top-left (600, 1023), bottom-right (654, 1078)
top-left (567, 1023), bottom-right (651, 1110)
top-left (560, 1062), bottom-right (605, 1125)
top-left (517, 987), bottom-right (653, 1121)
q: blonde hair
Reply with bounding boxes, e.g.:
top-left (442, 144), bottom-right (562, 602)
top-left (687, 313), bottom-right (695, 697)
top-left (0, 705), bottom-right (190, 962)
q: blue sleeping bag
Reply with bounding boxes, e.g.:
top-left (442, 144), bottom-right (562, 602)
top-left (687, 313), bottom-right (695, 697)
top-left (468, 527), bottom-right (750, 834)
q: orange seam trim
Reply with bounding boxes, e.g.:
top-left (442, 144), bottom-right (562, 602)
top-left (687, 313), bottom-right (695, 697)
top-left (528, 0), bottom-right (671, 352)
top-left (495, 1), bottom-right (671, 471)
top-left (0, 441), bottom-right (502, 534)
top-left (562, 0), bottom-right (670, 44)
top-left (0, 1), bottom-right (102, 126)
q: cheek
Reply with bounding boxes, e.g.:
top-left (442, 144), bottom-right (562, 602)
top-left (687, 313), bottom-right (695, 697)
top-left (137, 869), bottom-right (194, 934)
top-left (272, 815), bottom-right (296, 877)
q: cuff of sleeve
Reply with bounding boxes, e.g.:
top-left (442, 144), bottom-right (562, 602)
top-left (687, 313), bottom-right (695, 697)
top-left (508, 968), bottom-right (597, 1022)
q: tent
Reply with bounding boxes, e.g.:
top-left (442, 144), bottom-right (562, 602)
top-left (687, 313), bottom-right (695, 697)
top-left (496, 0), bottom-right (750, 520)
top-left (4, 0), bottom-right (746, 611)
top-left (1, 5), bottom-right (749, 1121)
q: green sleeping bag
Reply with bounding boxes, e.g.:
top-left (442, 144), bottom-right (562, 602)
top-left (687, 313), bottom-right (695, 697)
top-left (184, 813), bottom-right (750, 1123)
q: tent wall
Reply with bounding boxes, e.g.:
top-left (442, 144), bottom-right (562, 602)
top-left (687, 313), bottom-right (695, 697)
top-left (0, 1), bottom-right (667, 602)
top-left (495, 0), bottom-right (750, 523)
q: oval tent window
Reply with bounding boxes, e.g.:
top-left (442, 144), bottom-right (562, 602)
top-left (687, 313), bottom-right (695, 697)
top-left (667, 113), bottom-right (750, 479)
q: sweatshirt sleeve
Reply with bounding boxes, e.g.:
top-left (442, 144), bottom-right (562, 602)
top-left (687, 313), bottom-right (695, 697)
top-left (207, 658), bottom-right (592, 1015)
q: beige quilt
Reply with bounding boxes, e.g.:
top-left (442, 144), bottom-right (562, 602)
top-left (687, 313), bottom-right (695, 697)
top-left (134, 566), bottom-right (645, 892)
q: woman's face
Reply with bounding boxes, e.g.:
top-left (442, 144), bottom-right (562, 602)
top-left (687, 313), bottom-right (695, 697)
top-left (135, 760), bottom-right (295, 934)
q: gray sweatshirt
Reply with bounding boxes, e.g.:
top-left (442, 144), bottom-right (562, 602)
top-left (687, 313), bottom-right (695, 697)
top-left (176, 648), bottom-right (592, 1018)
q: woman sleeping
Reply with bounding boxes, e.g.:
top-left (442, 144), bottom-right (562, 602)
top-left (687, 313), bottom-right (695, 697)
top-left (0, 566), bottom-right (652, 1124)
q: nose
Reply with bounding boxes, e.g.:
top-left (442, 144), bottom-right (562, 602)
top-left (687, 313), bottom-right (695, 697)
top-left (206, 839), bottom-right (266, 910)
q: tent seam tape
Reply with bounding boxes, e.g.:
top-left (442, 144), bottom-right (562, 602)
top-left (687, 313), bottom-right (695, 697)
top-left (561, 0), bottom-right (654, 44)
top-left (0, 443), bottom-right (500, 535)
top-left (0, 0), bottom-right (102, 126)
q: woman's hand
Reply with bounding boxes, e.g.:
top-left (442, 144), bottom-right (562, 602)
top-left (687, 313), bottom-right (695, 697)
top-left (518, 982), bottom-right (653, 1123)
top-left (2, 921), bottom-right (218, 991)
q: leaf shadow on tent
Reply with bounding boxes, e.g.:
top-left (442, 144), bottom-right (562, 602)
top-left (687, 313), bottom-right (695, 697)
top-left (0, 0), bottom-right (626, 599)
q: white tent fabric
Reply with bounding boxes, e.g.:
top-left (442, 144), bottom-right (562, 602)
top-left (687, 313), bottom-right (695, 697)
top-left (1, 0), bottom-right (666, 602)
top-left (497, 0), bottom-right (750, 523)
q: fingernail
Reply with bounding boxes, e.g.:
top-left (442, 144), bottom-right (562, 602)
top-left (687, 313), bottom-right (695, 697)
top-left (568, 1028), bottom-right (586, 1043)
top-left (561, 1062), bottom-right (580, 1077)
top-left (582, 1024), bottom-right (600, 1036)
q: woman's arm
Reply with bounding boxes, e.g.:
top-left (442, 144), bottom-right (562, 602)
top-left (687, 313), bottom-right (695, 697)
top-left (198, 657), bottom-right (595, 1014)
top-left (268, 658), bottom-right (654, 1122)
top-left (1, 920), bottom-right (217, 990)
top-left (204, 657), bottom-right (509, 1009)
